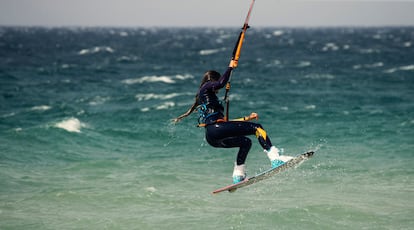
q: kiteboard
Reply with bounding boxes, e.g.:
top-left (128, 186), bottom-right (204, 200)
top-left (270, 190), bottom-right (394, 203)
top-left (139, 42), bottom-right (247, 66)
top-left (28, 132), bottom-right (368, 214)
top-left (212, 151), bottom-right (314, 194)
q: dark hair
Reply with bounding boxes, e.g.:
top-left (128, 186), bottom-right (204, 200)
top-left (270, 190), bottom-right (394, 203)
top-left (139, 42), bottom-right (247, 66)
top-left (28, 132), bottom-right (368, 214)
top-left (173, 70), bottom-right (221, 123)
top-left (199, 70), bottom-right (221, 87)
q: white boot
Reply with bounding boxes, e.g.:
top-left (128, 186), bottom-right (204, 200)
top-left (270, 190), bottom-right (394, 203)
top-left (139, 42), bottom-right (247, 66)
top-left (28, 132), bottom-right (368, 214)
top-left (264, 146), bottom-right (294, 168)
top-left (232, 163), bottom-right (246, 184)
top-left (265, 146), bottom-right (280, 161)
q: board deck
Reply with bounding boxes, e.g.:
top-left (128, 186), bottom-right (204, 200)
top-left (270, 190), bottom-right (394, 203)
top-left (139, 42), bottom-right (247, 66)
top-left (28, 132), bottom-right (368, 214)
top-left (212, 151), bottom-right (314, 194)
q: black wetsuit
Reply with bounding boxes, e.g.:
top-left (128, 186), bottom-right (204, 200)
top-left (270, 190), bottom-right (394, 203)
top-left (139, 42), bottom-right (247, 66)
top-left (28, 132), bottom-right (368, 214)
top-left (198, 67), bottom-right (273, 165)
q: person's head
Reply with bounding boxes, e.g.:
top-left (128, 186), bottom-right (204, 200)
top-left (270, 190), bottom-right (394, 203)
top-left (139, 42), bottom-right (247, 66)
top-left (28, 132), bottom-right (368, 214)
top-left (199, 70), bottom-right (221, 87)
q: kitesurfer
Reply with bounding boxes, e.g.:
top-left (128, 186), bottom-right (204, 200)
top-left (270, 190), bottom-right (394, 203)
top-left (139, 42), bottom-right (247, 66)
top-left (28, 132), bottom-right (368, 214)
top-left (173, 59), bottom-right (293, 184)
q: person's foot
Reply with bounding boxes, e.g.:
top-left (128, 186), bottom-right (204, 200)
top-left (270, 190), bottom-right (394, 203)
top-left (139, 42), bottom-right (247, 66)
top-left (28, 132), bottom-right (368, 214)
top-left (232, 163), bottom-right (246, 184)
top-left (265, 146), bottom-right (294, 168)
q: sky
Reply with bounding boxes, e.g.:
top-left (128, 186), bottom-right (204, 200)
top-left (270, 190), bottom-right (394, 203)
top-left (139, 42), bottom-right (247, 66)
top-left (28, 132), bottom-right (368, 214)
top-left (0, 0), bottom-right (414, 27)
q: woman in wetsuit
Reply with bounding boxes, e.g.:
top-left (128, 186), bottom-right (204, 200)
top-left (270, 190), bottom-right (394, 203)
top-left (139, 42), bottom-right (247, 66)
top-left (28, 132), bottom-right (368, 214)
top-left (173, 60), bottom-right (292, 184)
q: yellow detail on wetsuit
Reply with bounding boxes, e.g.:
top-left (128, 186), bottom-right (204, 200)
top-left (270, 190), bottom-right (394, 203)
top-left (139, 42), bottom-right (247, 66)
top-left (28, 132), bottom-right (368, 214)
top-left (255, 127), bottom-right (267, 140)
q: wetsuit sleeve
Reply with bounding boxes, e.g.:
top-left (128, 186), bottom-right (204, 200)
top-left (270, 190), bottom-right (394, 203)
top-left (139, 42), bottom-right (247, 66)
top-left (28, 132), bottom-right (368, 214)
top-left (211, 67), bottom-right (233, 90)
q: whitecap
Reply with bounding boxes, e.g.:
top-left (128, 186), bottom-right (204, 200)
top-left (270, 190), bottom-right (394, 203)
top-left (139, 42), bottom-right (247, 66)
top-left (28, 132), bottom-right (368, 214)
top-left (359, 48), bottom-right (380, 54)
top-left (155, 102), bottom-right (175, 110)
top-left (384, 68), bottom-right (397, 74)
top-left (384, 64), bottom-right (414, 73)
top-left (119, 31), bottom-right (128, 37)
top-left (399, 65), bottom-right (414, 71)
top-left (30, 105), bottom-right (52, 111)
top-left (145, 187), bottom-right (157, 193)
top-left (135, 93), bottom-right (181, 101)
top-left (296, 61), bottom-right (311, 68)
top-left (1, 112), bottom-right (16, 118)
top-left (199, 48), bottom-right (225, 56)
top-left (122, 74), bottom-right (193, 85)
top-left (89, 96), bottom-right (110, 106)
top-left (353, 62), bottom-right (383, 69)
top-left (322, 43), bottom-right (339, 51)
top-left (305, 105), bottom-right (316, 110)
top-left (55, 118), bottom-right (83, 133)
top-left (273, 30), bottom-right (284, 37)
top-left (403, 42), bottom-right (411, 47)
top-left (175, 74), bottom-right (194, 80)
top-left (122, 76), bottom-right (175, 84)
top-left (117, 55), bottom-right (139, 62)
top-left (78, 46), bottom-right (115, 55)
top-left (304, 74), bottom-right (335, 80)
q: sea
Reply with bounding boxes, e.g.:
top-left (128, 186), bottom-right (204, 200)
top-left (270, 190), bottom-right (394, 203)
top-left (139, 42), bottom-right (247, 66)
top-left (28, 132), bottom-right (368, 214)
top-left (0, 26), bottom-right (413, 229)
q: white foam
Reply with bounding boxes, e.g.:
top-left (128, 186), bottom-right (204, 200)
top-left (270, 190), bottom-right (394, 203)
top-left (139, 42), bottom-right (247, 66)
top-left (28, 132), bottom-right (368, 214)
top-left (55, 118), bottom-right (83, 133)
top-left (297, 61), bottom-right (311, 68)
top-left (273, 30), bottom-right (284, 37)
top-left (399, 65), bottom-right (414, 71)
top-left (174, 74), bottom-right (194, 80)
top-left (30, 105), bottom-right (51, 111)
top-left (145, 187), bottom-right (157, 192)
top-left (359, 48), bottom-right (380, 54)
top-left (119, 31), bottom-right (128, 37)
top-left (353, 62), bottom-right (383, 69)
top-left (78, 46), bottom-right (115, 55)
top-left (304, 74), bottom-right (335, 80)
top-left (305, 105), bottom-right (316, 110)
top-left (135, 93), bottom-right (181, 101)
top-left (384, 64), bottom-right (414, 73)
top-left (122, 76), bottom-right (175, 84)
top-left (122, 74), bottom-right (193, 85)
top-left (199, 48), bottom-right (225, 56)
top-left (155, 102), bottom-right (175, 110)
top-left (322, 43), bottom-right (339, 51)
top-left (89, 96), bottom-right (110, 106)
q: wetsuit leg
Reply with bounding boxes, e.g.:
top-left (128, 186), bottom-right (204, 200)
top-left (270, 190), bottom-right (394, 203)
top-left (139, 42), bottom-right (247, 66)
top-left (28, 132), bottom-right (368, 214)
top-left (205, 121), bottom-right (273, 165)
top-left (220, 136), bottom-right (252, 165)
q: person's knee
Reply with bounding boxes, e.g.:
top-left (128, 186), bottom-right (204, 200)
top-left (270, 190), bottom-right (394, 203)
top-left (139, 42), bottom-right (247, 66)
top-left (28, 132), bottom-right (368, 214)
top-left (242, 137), bottom-right (252, 149)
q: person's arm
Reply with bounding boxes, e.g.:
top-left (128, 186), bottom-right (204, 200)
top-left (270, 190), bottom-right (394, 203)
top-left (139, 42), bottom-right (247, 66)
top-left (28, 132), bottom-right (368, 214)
top-left (230, 112), bottom-right (258, 122)
top-left (210, 59), bottom-right (238, 90)
top-left (172, 100), bottom-right (198, 123)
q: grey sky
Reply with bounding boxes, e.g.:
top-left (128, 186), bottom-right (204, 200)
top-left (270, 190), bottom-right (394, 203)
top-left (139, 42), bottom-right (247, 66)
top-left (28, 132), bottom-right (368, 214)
top-left (1, 0), bottom-right (413, 27)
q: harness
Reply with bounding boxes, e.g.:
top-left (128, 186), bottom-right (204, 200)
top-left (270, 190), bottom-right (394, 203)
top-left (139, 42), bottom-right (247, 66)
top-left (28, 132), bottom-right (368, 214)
top-left (196, 103), bottom-right (225, 127)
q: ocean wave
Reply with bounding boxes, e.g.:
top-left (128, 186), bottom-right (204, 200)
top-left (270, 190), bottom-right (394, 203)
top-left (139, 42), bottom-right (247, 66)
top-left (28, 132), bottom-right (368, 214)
top-left (88, 96), bottom-right (111, 106)
top-left (199, 48), bottom-right (226, 56)
top-left (54, 117), bottom-right (85, 133)
top-left (322, 43), bottom-right (339, 51)
top-left (304, 73), bottom-right (335, 80)
top-left (273, 30), bottom-right (284, 37)
top-left (296, 61), bottom-right (311, 68)
top-left (116, 55), bottom-right (140, 62)
top-left (384, 65), bottom-right (414, 73)
top-left (359, 48), bottom-right (380, 54)
top-left (140, 101), bottom-right (176, 112)
top-left (122, 74), bottom-right (193, 85)
top-left (353, 62), bottom-right (384, 69)
top-left (30, 105), bottom-right (52, 111)
top-left (305, 105), bottom-right (316, 110)
top-left (78, 46), bottom-right (115, 55)
top-left (135, 93), bottom-right (183, 101)
top-left (155, 102), bottom-right (175, 110)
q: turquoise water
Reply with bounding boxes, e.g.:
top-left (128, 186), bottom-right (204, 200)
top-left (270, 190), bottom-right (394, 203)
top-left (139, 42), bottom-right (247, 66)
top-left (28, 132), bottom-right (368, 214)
top-left (0, 27), bottom-right (413, 229)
